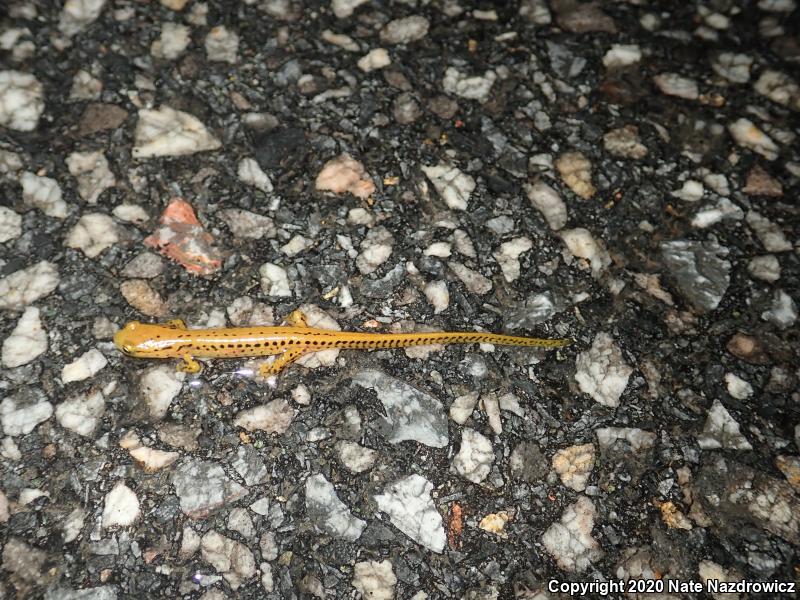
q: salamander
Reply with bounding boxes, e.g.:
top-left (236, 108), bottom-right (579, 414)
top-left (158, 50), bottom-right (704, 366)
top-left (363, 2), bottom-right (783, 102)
top-left (113, 310), bottom-right (571, 376)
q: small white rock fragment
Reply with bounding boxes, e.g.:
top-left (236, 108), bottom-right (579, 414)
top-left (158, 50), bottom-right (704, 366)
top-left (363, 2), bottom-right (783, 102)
top-left (712, 52), bottom-right (753, 84)
top-left (493, 237), bottom-right (532, 282)
top-left (423, 280), bottom-right (449, 314)
top-left (139, 366), bottom-right (184, 420)
top-left (280, 235), bottom-right (311, 257)
top-left (653, 73), bottom-right (699, 100)
top-left (559, 228), bottom-right (611, 278)
top-left (65, 213), bottom-right (119, 258)
top-left (0, 393), bottom-right (53, 436)
top-left (315, 153), bottom-right (375, 199)
top-left (0, 261), bottom-right (60, 310)
top-left (201, 530), bottom-right (256, 590)
top-left (21, 172), bottom-right (68, 219)
top-left (746, 211), bottom-right (792, 252)
top-left (291, 384), bottom-right (311, 406)
top-left (556, 152), bottom-right (596, 199)
top-left (69, 69), bottom-right (102, 101)
top-left (305, 473), bottom-right (366, 541)
top-left (761, 289), bottom-right (797, 329)
top-left (237, 158), bottom-right (273, 193)
top-left (0, 70), bottom-right (45, 131)
top-left (724, 373), bottom-right (753, 400)
top-left (697, 399), bottom-right (752, 450)
top-left (356, 226), bottom-right (394, 274)
top-left (542, 496), bottom-right (603, 573)
top-left (113, 203), bottom-right (149, 223)
top-left (374, 474), bottom-right (446, 553)
top-left (59, 0), bottom-right (107, 37)
top-left (2, 307), bottom-right (47, 368)
top-left (61, 348), bottom-right (108, 383)
top-left (442, 67), bottom-right (496, 102)
top-left (233, 398), bottom-right (296, 433)
top-left (449, 391), bottom-right (479, 424)
top-left (102, 481), bottom-right (140, 528)
top-left (380, 16), bottom-right (430, 45)
top-left (358, 48), bottom-right (391, 72)
top-left (424, 242), bottom-right (451, 258)
top-left (66, 150), bottom-right (116, 204)
top-left (553, 444), bottom-right (595, 492)
top-left (747, 255), bottom-right (780, 282)
top-left (448, 261), bottom-right (492, 295)
top-left (0, 207), bottom-right (22, 243)
top-left (133, 106), bottom-right (221, 158)
top-left (352, 560), bottom-right (397, 600)
top-left (602, 44), bottom-right (642, 68)
top-left (332, 0), bottom-right (370, 18)
top-left (728, 118), bottom-right (779, 160)
top-left (55, 389), bottom-right (105, 437)
top-left (525, 181), bottom-right (567, 230)
top-left (62, 507), bottom-right (85, 543)
top-left (603, 126), bottom-right (648, 159)
top-left (690, 197), bottom-right (744, 228)
top-left (595, 428), bottom-right (656, 452)
top-left (337, 440), bottom-right (377, 473)
top-left (422, 164), bottom-right (475, 211)
top-left (259, 263), bottom-right (292, 297)
top-left (754, 70), bottom-right (800, 111)
top-left (151, 22), bottom-right (191, 60)
top-left (574, 332), bottom-right (633, 408)
top-left (321, 29), bottom-right (359, 52)
top-left (672, 179), bottom-right (704, 202)
top-left (205, 26), bottom-right (239, 63)
top-left (451, 428), bottom-right (494, 484)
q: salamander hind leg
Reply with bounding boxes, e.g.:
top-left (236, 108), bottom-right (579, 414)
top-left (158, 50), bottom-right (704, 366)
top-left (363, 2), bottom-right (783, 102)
top-left (166, 319), bottom-right (187, 329)
top-left (285, 310), bottom-right (309, 328)
top-left (177, 354), bottom-right (201, 374)
top-left (258, 348), bottom-right (308, 377)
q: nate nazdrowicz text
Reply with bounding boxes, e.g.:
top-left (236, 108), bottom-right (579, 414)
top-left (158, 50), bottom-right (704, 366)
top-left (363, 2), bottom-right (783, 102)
top-left (549, 578), bottom-right (796, 596)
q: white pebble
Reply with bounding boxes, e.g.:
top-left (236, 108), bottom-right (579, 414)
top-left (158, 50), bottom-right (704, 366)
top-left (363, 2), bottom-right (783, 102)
top-left (671, 179), bottom-right (704, 202)
top-left (151, 22), bottom-right (191, 60)
top-left (0, 207), bottom-right (22, 243)
top-left (55, 389), bottom-right (105, 437)
top-left (237, 158), bottom-right (273, 193)
top-left (358, 48), bottom-right (391, 72)
top-left (2, 306), bottom-right (47, 368)
top-left (422, 164), bottom-right (475, 210)
top-left (0, 261), bottom-right (59, 310)
top-left (724, 373), bottom-right (753, 400)
top-left (423, 280), bottom-right (449, 314)
top-left (259, 263), bottom-right (292, 297)
top-left (21, 172), bottom-right (68, 219)
top-left (205, 25), bottom-right (239, 64)
top-left (65, 213), bottom-right (119, 258)
top-left (0, 70), bottom-right (44, 131)
top-left (61, 348), bottom-right (108, 383)
top-left (102, 481), bottom-right (141, 528)
top-left (133, 106), bottom-right (221, 158)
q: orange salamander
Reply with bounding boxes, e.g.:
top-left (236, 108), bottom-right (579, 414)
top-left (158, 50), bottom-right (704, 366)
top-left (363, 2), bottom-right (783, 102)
top-left (114, 310), bottom-right (571, 376)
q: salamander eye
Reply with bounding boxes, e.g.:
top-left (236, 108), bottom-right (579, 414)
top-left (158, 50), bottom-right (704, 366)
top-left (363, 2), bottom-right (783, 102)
top-left (122, 345), bottom-right (133, 355)
top-left (127, 322), bottom-right (139, 330)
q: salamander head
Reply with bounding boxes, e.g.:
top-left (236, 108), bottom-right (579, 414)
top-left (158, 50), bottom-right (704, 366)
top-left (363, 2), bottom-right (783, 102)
top-left (114, 321), bottom-right (175, 358)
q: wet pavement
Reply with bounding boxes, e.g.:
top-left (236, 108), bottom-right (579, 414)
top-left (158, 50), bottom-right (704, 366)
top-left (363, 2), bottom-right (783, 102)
top-left (0, 0), bottom-right (798, 598)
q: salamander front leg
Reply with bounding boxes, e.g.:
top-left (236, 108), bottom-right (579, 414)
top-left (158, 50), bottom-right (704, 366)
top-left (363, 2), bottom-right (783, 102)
top-left (285, 309), bottom-right (309, 328)
top-left (177, 354), bottom-right (201, 374)
top-left (166, 319), bottom-right (187, 329)
top-left (258, 348), bottom-right (308, 377)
